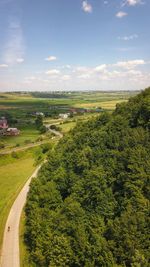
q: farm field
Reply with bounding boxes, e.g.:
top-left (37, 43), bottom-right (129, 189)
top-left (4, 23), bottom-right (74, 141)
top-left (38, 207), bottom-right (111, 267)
top-left (0, 91), bottom-right (138, 119)
top-left (0, 151), bottom-right (36, 248)
top-left (74, 99), bottom-right (128, 109)
top-left (59, 121), bottom-right (76, 133)
top-left (0, 91), bottom-right (139, 153)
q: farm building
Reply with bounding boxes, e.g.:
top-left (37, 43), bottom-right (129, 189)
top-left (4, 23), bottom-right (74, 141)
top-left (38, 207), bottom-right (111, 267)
top-left (70, 108), bottom-right (77, 114)
top-left (0, 117), bottom-right (8, 129)
top-left (35, 112), bottom-right (44, 117)
top-left (0, 117), bottom-right (20, 136)
top-left (6, 128), bottom-right (20, 136)
top-left (59, 113), bottom-right (70, 119)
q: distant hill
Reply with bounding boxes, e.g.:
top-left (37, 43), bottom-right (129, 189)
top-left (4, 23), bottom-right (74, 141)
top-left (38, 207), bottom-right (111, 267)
top-left (25, 87), bottom-right (150, 267)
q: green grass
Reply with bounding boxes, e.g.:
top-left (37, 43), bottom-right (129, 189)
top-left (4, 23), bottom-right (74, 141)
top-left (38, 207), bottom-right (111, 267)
top-left (59, 121), bottom-right (76, 133)
top-left (74, 99), bottom-right (128, 110)
top-left (0, 152), bottom-right (36, 249)
top-left (1, 125), bottom-right (40, 149)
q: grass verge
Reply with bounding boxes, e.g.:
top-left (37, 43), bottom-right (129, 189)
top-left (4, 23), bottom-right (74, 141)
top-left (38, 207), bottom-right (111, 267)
top-left (0, 152), bottom-right (36, 250)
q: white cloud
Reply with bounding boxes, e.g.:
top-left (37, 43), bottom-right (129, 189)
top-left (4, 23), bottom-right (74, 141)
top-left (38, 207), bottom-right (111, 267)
top-left (23, 80), bottom-right (32, 84)
top-left (82, 1), bottom-right (93, 13)
top-left (46, 69), bottom-right (60, 75)
top-left (122, 0), bottom-right (144, 7)
top-left (0, 64), bottom-right (8, 68)
top-left (78, 73), bottom-right (91, 79)
top-left (116, 11), bottom-right (128, 18)
top-left (16, 58), bottom-right (24, 63)
top-left (118, 34), bottom-right (138, 41)
top-left (127, 69), bottom-right (142, 75)
top-left (115, 59), bottom-right (145, 69)
top-left (94, 64), bottom-right (107, 72)
top-left (75, 66), bottom-right (90, 73)
top-left (61, 75), bottom-right (71, 81)
top-left (4, 17), bottom-right (25, 65)
top-left (42, 79), bottom-right (50, 83)
top-left (75, 66), bottom-right (93, 78)
top-left (2, 58), bottom-right (149, 92)
top-left (45, 56), bottom-right (57, 61)
top-left (61, 65), bottom-right (72, 69)
top-left (26, 76), bottom-right (36, 80)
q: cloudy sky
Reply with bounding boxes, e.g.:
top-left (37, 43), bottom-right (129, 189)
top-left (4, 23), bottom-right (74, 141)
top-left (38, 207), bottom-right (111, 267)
top-left (0, 0), bottom-right (150, 91)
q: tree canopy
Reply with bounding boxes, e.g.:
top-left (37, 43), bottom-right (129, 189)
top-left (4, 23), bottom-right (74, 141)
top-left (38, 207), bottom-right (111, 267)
top-left (25, 88), bottom-right (150, 267)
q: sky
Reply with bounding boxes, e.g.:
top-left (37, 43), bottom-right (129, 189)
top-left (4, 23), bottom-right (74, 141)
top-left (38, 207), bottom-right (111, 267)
top-left (0, 0), bottom-right (150, 91)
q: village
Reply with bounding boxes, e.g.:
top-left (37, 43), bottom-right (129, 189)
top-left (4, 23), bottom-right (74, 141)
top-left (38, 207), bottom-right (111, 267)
top-left (0, 117), bottom-right (20, 136)
top-left (0, 106), bottom-right (103, 139)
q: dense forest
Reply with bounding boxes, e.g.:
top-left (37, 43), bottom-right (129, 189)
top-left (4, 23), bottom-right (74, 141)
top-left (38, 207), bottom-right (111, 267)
top-left (25, 88), bottom-right (150, 267)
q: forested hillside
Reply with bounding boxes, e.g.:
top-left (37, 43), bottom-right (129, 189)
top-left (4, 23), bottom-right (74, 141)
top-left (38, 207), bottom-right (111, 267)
top-left (25, 88), bottom-right (150, 267)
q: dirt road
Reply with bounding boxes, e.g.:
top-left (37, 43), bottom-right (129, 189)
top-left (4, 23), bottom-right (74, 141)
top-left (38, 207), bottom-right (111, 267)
top-left (0, 140), bottom-right (51, 155)
top-left (0, 165), bottom-right (41, 267)
top-left (0, 127), bottom-right (62, 155)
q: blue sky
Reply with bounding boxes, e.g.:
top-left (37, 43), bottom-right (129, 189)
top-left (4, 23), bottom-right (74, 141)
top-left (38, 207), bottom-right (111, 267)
top-left (0, 0), bottom-right (150, 91)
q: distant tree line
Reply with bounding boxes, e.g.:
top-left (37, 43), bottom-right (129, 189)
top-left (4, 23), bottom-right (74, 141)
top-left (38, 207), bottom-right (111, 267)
top-left (31, 92), bottom-right (70, 99)
top-left (25, 88), bottom-right (150, 267)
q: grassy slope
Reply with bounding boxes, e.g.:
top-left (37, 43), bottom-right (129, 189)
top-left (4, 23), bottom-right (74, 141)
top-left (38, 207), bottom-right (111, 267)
top-left (0, 153), bottom-right (36, 249)
top-left (59, 121), bottom-right (76, 133)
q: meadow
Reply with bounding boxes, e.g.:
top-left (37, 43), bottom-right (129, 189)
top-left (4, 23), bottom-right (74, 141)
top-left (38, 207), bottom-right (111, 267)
top-left (1, 125), bottom-right (40, 149)
top-left (0, 150), bottom-right (36, 248)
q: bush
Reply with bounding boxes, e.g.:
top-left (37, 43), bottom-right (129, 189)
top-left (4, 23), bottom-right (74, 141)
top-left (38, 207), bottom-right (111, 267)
top-left (24, 140), bottom-right (32, 145)
top-left (39, 125), bottom-right (47, 134)
top-left (11, 151), bottom-right (19, 159)
top-left (0, 142), bottom-right (5, 149)
top-left (41, 143), bottom-right (52, 154)
top-left (15, 143), bottom-right (20, 147)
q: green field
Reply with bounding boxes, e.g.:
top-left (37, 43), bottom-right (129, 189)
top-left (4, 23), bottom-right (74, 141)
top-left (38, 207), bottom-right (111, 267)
top-left (1, 125), bottom-right (40, 148)
top-left (0, 151), bottom-right (36, 249)
top-left (74, 99), bottom-right (128, 109)
top-left (0, 91), bottom-right (138, 150)
top-left (0, 91), bottom-right (138, 120)
top-left (59, 121), bottom-right (76, 133)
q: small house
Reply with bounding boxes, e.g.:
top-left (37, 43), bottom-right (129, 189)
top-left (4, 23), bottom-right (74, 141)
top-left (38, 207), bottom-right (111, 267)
top-left (0, 117), bottom-right (8, 129)
top-left (35, 112), bottom-right (44, 117)
top-left (6, 128), bottom-right (20, 136)
top-left (59, 113), bottom-right (70, 119)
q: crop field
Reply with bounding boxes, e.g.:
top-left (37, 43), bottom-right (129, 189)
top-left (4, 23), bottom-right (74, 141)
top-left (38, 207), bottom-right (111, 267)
top-left (0, 91), bottom-right (138, 120)
top-left (0, 151), bottom-right (36, 248)
top-left (74, 99), bottom-right (128, 109)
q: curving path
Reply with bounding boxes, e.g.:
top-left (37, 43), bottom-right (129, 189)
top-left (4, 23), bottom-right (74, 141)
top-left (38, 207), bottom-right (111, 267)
top-left (0, 140), bottom-right (52, 155)
top-left (0, 165), bottom-right (41, 267)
